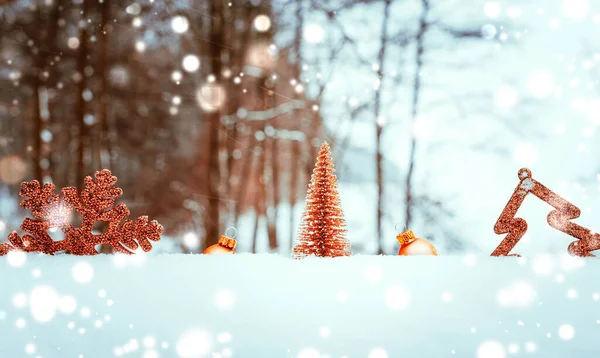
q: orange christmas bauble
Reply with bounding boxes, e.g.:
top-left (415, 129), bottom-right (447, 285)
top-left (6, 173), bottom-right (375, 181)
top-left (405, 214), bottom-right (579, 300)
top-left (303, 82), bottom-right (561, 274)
top-left (396, 229), bottom-right (438, 256)
top-left (203, 235), bottom-right (237, 255)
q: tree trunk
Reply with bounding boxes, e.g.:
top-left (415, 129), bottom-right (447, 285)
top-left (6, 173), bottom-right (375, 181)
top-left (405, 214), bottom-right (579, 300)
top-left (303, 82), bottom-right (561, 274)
top-left (32, 76), bottom-right (42, 182)
top-left (260, 4), bottom-right (278, 251)
top-left (204, 0), bottom-right (225, 249)
top-left (234, 133), bottom-right (256, 226)
top-left (374, 0), bottom-right (392, 254)
top-left (98, 0), bottom-right (112, 170)
top-left (31, 3), bottom-right (47, 182)
top-left (404, 0), bottom-right (430, 229)
top-left (288, 140), bottom-right (300, 252)
top-left (267, 134), bottom-right (279, 250)
top-left (76, 0), bottom-right (90, 189)
top-left (226, 5), bottom-right (254, 224)
top-left (288, 0), bottom-right (304, 254)
top-left (251, 141), bottom-right (266, 253)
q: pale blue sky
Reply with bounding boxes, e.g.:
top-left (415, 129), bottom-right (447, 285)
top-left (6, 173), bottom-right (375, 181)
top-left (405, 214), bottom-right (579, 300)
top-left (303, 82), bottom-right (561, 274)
top-left (276, 0), bottom-right (600, 255)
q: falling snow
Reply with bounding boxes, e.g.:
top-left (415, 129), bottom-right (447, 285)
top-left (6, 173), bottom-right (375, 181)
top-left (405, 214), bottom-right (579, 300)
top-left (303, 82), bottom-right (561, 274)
top-left (182, 55), bottom-right (200, 73)
top-left (253, 14), bottom-right (271, 32)
top-left (2, 0), bottom-right (600, 356)
top-left (171, 16), bottom-right (189, 34)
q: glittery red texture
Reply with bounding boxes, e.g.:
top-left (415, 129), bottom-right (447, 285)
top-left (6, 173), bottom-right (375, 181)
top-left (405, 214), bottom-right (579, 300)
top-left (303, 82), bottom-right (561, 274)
top-left (293, 142), bottom-right (351, 258)
top-left (493, 168), bottom-right (600, 257)
top-left (0, 169), bottom-right (163, 255)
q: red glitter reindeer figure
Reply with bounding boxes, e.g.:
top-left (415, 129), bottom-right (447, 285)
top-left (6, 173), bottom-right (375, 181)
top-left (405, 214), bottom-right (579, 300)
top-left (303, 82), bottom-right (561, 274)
top-left (493, 168), bottom-right (600, 257)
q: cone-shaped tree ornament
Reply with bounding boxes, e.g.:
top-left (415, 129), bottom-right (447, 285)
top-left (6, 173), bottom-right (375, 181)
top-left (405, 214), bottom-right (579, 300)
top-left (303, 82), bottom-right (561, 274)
top-left (293, 142), bottom-right (351, 258)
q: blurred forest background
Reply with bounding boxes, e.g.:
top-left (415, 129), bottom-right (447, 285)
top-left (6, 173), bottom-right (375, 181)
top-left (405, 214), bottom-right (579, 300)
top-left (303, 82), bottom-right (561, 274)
top-left (2, 0), bottom-right (600, 255)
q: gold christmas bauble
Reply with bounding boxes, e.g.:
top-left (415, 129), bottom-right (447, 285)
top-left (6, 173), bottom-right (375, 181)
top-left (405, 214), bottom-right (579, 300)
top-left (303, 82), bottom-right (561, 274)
top-left (203, 235), bottom-right (237, 255)
top-left (396, 229), bottom-right (438, 256)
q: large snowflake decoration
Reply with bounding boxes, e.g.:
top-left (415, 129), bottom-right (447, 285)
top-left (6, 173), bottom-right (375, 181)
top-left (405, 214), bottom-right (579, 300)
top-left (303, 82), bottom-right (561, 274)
top-left (0, 169), bottom-right (163, 255)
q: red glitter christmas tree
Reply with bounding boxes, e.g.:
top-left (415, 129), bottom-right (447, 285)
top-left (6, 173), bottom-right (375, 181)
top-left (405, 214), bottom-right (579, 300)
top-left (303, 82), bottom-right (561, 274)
top-left (293, 142), bottom-right (351, 258)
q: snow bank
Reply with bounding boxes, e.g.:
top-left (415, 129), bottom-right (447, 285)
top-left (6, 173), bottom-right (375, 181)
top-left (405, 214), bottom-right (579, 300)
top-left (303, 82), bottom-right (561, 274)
top-left (1, 254), bottom-right (599, 357)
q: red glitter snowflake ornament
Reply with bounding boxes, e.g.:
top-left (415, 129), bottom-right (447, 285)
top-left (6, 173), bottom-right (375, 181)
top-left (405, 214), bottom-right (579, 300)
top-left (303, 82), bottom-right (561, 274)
top-left (0, 169), bottom-right (163, 256)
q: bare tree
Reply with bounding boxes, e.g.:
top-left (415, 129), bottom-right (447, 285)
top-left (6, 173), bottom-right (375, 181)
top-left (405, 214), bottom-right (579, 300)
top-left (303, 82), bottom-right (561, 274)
top-left (76, 0), bottom-right (91, 189)
top-left (374, 0), bottom-right (392, 254)
top-left (26, 1), bottom-right (60, 182)
top-left (31, 5), bottom-right (44, 182)
top-left (404, 0), bottom-right (429, 229)
top-left (204, 0), bottom-right (225, 248)
top-left (262, 5), bottom-right (279, 251)
top-left (287, 0), bottom-right (305, 253)
top-left (225, 4), bottom-right (254, 226)
top-left (97, 0), bottom-right (113, 170)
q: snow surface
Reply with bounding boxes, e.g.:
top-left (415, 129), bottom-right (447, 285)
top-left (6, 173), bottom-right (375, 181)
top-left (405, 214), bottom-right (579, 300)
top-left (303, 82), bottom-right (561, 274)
top-left (1, 254), bottom-right (599, 357)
